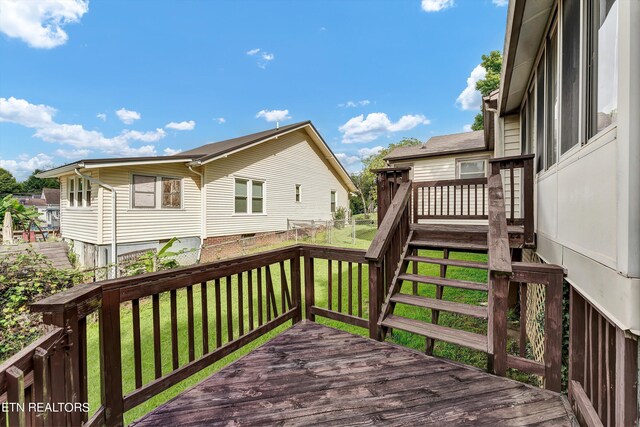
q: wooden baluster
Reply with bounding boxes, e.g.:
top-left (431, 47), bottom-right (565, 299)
top-left (475, 184), bottom-right (478, 216)
top-left (357, 263), bottom-right (363, 318)
top-left (7, 367), bottom-right (25, 427)
top-left (265, 265), bottom-right (278, 318)
top-left (78, 316), bottom-right (88, 423)
top-left (304, 255), bottom-right (316, 321)
top-left (101, 289), bottom-right (124, 426)
top-left (290, 255), bottom-right (302, 323)
top-left (348, 262), bottom-right (353, 315)
top-left (413, 185), bottom-right (419, 223)
top-left (482, 184), bottom-right (486, 216)
top-left (412, 248), bottom-right (418, 295)
top-left (327, 260), bottom-right (333, 310)
top-left (237, 273), bottom-right (244, 337)
top-left (368, 261), bottom-right (383, 340)
top-left (439, 186), bottom-right (443, 216)
top-left (279, 261), bottom-right (292, 311)
top-left (132, 298), bottom-right (142, 388)
top-left (426, 187), bottom-right (430, 216)
top-left (453, 184), bottom-right (457, 216)
top-left (152, 293), bottom-right (162, 378)
top-left (447, 185), bottom-right (450, 215)
top-left (201, 282), bottom-right (209, 354)
top-left (187, 285), bottom-right (195, 362)
top-left (33, 348), bottom-right (50, 427)
top-left (467, 184), bottom-right (470, 215)
top-left (337, 260), bottom-right (343, 313)
top-left (226, 276), bottom-right (233, 342)
top-left (170, 289), bottom-right (179, 369)
top-left (214, 279), bottom-right (222, 348)
top-left (247, 271), bottom-right (254, 331)
top-left (257, 267), bottom-right (264, 325)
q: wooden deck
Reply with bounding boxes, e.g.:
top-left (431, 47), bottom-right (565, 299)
top-left (131, 322), bottom-right (573, 426)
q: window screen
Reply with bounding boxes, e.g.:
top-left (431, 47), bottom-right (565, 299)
top-left (133, 175), bottom-right (156, 208)
top-left (561, 0), bottom-right (581, 153)
top-left (546, 29), bottom-right (558, 167)
top-left (234, 179), bottom-right (248, 213)
top-left (252, 181), bottom-right (264, 214)
top-left (536, 58), bottom-right (546, 172)
top-left (458, 159), bottom-right (486, 179)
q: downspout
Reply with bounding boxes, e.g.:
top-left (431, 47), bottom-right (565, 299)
top-left (74, 169), bottom-right (117, 277)
top-left (486, 107), bottom-right (503, 157)
top-left (188, 165), bottom-right (205, 259)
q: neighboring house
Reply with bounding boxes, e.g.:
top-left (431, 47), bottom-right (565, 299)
top-left (17, 188), bottom-right (60, 230)
top-left (38, 121), bottom-right (355, 269)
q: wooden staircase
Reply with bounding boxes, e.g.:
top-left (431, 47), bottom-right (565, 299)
top-left (378, 222), bottom-right (526, 355)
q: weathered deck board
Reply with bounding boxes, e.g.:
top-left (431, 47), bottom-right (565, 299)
top-left (131, 322), bottom-right (572, 426)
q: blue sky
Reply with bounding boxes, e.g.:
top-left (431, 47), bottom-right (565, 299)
top-left (0, 0), bottom-right (508, 179)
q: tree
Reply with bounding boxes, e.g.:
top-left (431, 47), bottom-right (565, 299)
top-left (21, 169), bottom-right (60, 193)
top-left (349, 138), bottom-right (422, 215)
top-left (0, 168), bottom-right (22, 195)
top-left (471, 50), bottom-right (503, 131)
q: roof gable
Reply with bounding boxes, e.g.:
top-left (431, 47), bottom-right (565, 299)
top-left (385, 130), bottom-right (487, 162)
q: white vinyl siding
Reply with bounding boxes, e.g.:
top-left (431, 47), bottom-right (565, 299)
top-left (205, 130), bottom-right (349, 237)
top-left (101, 163), bottom-right (201, 244)
top-left (407, 151), bottom-right (493, 182)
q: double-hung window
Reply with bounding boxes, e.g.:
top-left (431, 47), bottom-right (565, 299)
top-left (330, 191), bottom-right (337, 213)
top-left (67, 177), bottom-right (92, 208)
top-left (234, 178), bottom-right (265, 214)
top-left (295, 184), bottom-right (301, 202)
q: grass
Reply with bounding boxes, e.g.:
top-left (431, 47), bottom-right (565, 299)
top-left (83, 236), bottom-right (527, 424)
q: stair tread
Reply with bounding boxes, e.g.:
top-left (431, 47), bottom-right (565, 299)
top-left (409, 239), bottom-right (488, 251)
top-left (382, 315), bottom-right (488, 352)
top-left (398, 273), bottom-right (488, 292)
top-left (404, 255), bottom-right (488, 270)
top-left (390, 294), bottom-right (488, 318)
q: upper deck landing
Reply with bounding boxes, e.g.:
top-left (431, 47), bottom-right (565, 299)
top-left (132, 322), bottom-right (573, 426)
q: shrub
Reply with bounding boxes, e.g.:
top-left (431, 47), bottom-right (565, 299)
top-left (333, 207), bottom-right (347, 229)
top-left (0, 249), bottom-right (82, 361)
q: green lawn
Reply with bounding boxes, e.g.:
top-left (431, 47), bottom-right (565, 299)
top-left (84, 241), bottom-right (496, 424)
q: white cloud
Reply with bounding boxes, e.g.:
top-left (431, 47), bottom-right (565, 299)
top-left (492, 0), bottom-right (508, 6)
top-left (421, 0), bottom-right (454, 12)
top-left (214, 117), bottom-right (226, 124)
top-left (0, 96), bottom-right (55, 128)
top-left (165, 120), bottom-right (195, 131)
top-left (463, 124), bottom-right (473, 132)
top-left (456, 64), bottom-right (486, 111)
top-left (0, 97), bottom-right (166, 158)
top-left (163, 148), bottom-right (182, 156)
top-left (115, 108), bottom-right (141, 125)
top-left (0, 153), bottom-right (54, 179)
top-left (338, 99), bottom-right (371, 108)
top-left (55, 148), bottom-right (90, 158)
top-left (358, 146), bottom-right (384, 158)
top-left (257, 51), bottom-right (275, 69)
top-left (335, 152), bottom-right (360, 166)
top-left (246, 48), bottom-right (260, 56)
top-left (96, 113), bottom-right (106, 122)
top-left (256, 109), bottom-right (291, 123)
top-left (339, 112), bottom-right (430, 144)
top-left (0, 0), bottom-right (88, 49)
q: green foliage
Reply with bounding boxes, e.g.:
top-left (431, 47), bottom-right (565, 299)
top-left (124, 238), bottom-right (187, 275)
top-left (0, 168), bottom-right (22, 195)
top-left (0, 249), bottom-right (82, 360)
top-left (0, 195), bottom-right (42, 229)
top-left (332, 206), bottom-right (347, 229)
top-left (471, 113), bottom-right (484, 131)
top-left (470, 50), bottom-right (503, 131)
top-left (21, 169), bottom-right (60, 193)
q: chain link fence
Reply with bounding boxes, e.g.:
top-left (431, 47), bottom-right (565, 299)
top-left (286, 218), bottom-right (377, 246)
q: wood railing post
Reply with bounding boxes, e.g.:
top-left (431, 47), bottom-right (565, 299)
top-left (544, 270), bottom-right (563, 392)
top-left (523, 157), bottom-right (534, 246)
top-left (304, 252), bottom-right (315, 322)
top-left (291, 254), bottom-right (302, 324)
top-left (488, 272), bottom-right (509, 377)
top-left (368, 261), bottom-right (383, 340)
top-left (101, 289), bottom-right (124, 426)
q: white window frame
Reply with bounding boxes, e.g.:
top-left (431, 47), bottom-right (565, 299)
top-left (233, 177), bottom-right (267, 215)
top-left (130, 174), bottom-right (183, 210)
top-left (330, 190), bottom-right (337, 213)
top-left (67, 176), bottom-right (92, 208)
top-left (456, 158), bottom-right (488, 180)
top-left (295, 184), bottom-right (302, 203)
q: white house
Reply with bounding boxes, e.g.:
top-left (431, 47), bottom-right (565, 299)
top-left (38, 121), bottom-right (355, 269)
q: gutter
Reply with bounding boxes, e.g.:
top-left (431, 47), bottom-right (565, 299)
top-left (74, 169), bottom-right (118, 277)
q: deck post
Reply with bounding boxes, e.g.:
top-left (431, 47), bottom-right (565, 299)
top-left (544, 269), bottom-right (563, 392)
top-left (522, 157), bottom-right (535, 246)
top-left (368, 261), bottom-right (383, 340)
top-left (291, 254), bottom-right (302, 323)
top-left (487, 272), bottom-right (509, 377)
top-left (303, 252), bottom-right (315, 321)
top-left (101, 289), bottom-right (125, 426)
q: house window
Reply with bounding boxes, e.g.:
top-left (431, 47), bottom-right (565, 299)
top-left (132, 175), bottom-right (157, 209)
top-left (67, 177), bottom-right (91, 208)
top-left (161, 177), bottom-right (181, 208)
top-left (587, 0), bottom-right (618, 137)
top-left (536, 58), bottom-right (546, 172)
top-left (234, 178), bottom-right (265, 214)
top-left (561, 0), bottom-right (581, 153)
top-left (252, 181), bottom-right (264, 214)
top-left (330, 191), bottom-right (337, 213)
top-left (457, 159), bottom-right (487, 179)
top-left (545, 26), bottom-right (558, 168)
top-left (295, 184), bottom-right (301, 202)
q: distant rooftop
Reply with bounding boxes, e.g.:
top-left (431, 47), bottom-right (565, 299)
top-left (385, 130), bottom-right (486, 162)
